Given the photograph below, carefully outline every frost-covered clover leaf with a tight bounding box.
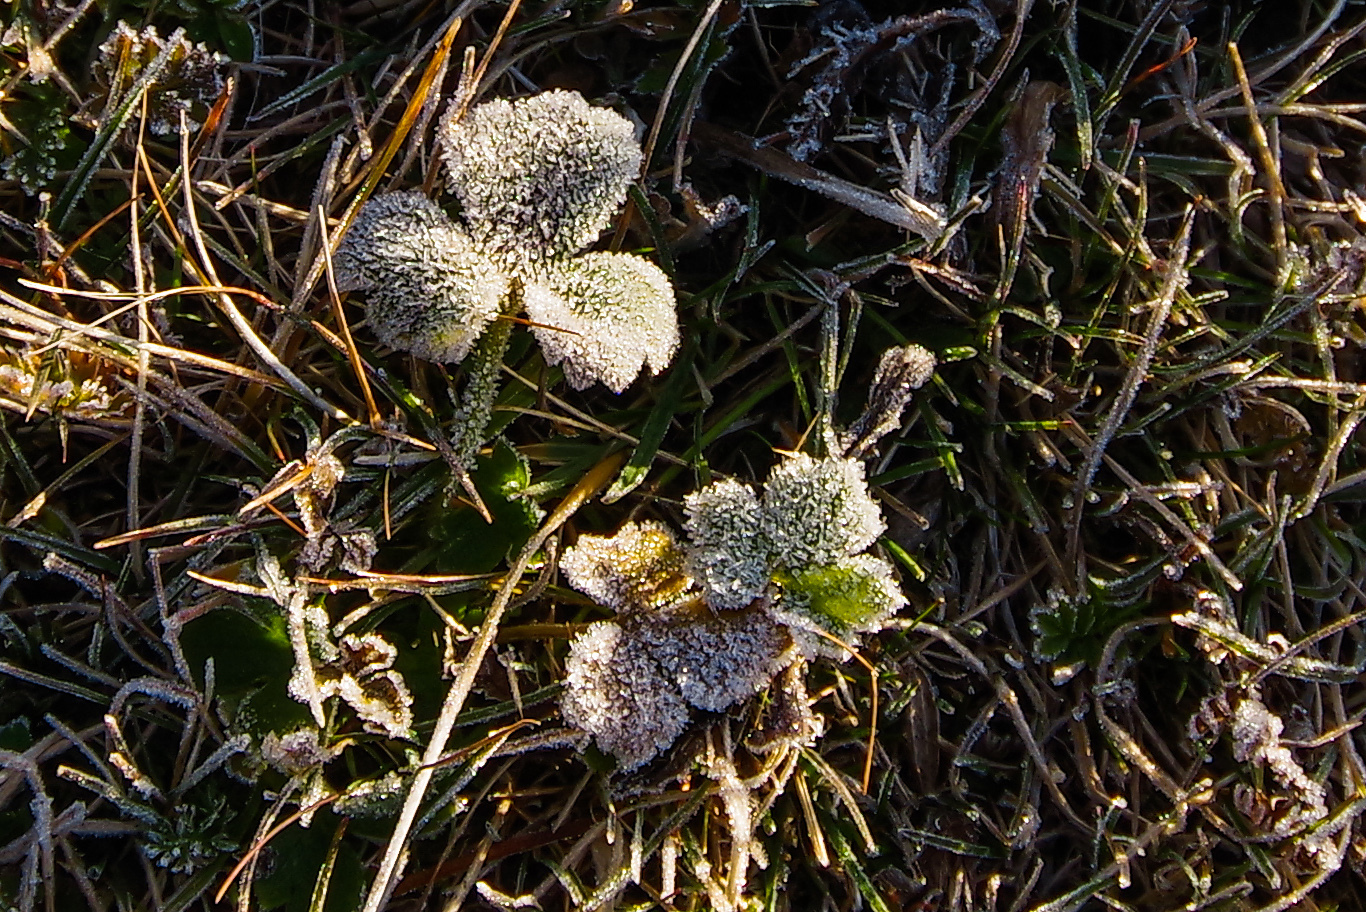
[336,89,678,394]
[682,479,769,611]
[761,453,885,569]
[521,252,679,393]
[438,89,641,267]
[769,553,905,647]
[682,453,904,645]
[558,520,693,614]
[334,191,508,363]
[561,620,690,769]
[558,522,798,769]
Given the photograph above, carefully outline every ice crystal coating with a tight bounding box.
[260,729,333,776]
[761,454,884,569]
[560,521,692,614]
[313,633,414,740]
[636,611,792,712]
[683,480,771,610]
[523,252,678,392]
[335,191,508,363]
[561,621,690,769]
[841,344,937,456]
[439,90,642,266]
[772,554,907,647]
[94,23,228,135]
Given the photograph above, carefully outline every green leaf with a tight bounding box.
[425,439,543,574]
[178,607,311,735]
[0,716,31,751]
[213,11,256,62]
[254,816,365,912]
[775,557,900,632]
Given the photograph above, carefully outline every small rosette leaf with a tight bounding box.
[560,521,693,615]
[523,251,679,392]
[682,479,772,610]
[335,191,508,363]
[439,90,642,266]
[771,554,906,651]
[762,454,885,569]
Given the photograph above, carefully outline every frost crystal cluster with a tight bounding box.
[560,453,909,769]
[336,90,678,393]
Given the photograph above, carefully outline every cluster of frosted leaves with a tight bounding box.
[94,22,227,135]
[522,252,679,392]
[562,610,793,769]
[682,454,901,641]
[560,457,905,767]
[439,89,642,266]
[337,91,679,392]
[334,192,507,363]
[559,521,692,613]
[682,480,770,610]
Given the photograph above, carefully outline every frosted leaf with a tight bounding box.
[770,554,906,653]
[261,729,333,776]
[560,521,692,614]
[334,191,509,363]
[1230,694,1328,843]
[682,480,771,610]
[561,621,689,769]
[762,454,885,569]
[317,668,414,740]
[314,633,415,740]
[93,22,228,136]
[636,610,791,712]
[439,90,642,266]
[335,633,398,679]
[841,344,937,456]
[334,771,408,819]
[523,252,678,392]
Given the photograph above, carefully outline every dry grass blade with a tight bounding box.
[360,450,625,912]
